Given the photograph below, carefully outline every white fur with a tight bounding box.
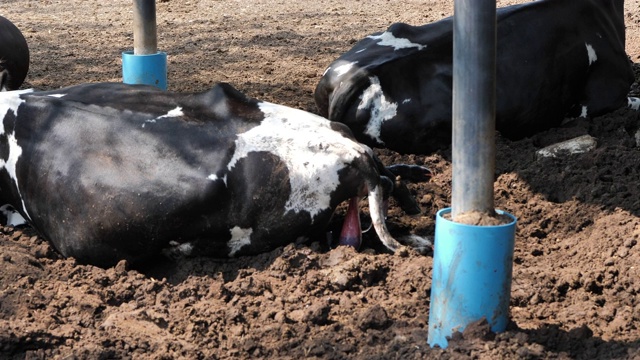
[0,89,32,136]
[580,105,588,118]
[0,204,27,226]
[227,102,367,220]
[207,173,228,186]
[228,226,253,256]
[368,31,426,51]
[0,133,31,221]
[585,43,597,65]
[333,61,358,77]
[143,106,184,128]
[158,106,184,118]
[358,76,398,145]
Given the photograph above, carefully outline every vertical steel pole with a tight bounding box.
[133,0,158,55]
[429,3,516,347]
[451,0,497,218]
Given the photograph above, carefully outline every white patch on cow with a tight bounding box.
[629,97,640,111]
[0,133,31,221]
[0,204,27,226]
[585,43,597,65]
[0,89,32,136]
[142,106,183,128]
[227,226,253,256]
[368,31,426,51]
[176,242,194,256]
[158,106,184,118]
[162,241,195,258]
[0,90,32,217]
[580,105,588,118]
[207,173,228,186]
[357,76,398,145]
[227,102,366,219]
[402,98,412,104]
[142,120,154,128]
[47,94,66,98]
[333,62,358,77]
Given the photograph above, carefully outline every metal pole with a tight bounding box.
[133,0,158,55]
[451,0,497,218]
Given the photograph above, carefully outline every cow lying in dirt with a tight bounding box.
[0,82,430,267]
[0,15,29,91]
[315,0,638,154]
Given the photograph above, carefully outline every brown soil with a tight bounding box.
[2,0,640,359]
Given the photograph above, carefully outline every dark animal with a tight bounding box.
[0,16,29,91]
[0,82,430,267]
[315,0,638,154]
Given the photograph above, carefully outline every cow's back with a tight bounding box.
[2,83,260,266]
[315,0,634,154]
[0,83,401,267]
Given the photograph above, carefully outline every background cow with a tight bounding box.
[0,82,430,267]
[0,16,29,91]
[315,0,636,154]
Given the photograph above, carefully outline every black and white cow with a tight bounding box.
[315,0,638,154]
[0,16,29,91]
[0,82,430,267]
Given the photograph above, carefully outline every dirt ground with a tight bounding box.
[2,0,640,358]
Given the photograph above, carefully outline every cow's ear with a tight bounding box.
[0,69,8,92]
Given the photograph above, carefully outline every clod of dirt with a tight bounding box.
[357,304,391,331]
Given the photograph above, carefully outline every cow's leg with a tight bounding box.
[386,164,432,183]
[374,156,431,215]
[385,164,432,216]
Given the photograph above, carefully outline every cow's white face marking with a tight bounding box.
[0,204,27,226]
[368,31,426,51]
[580,105,588,118]
[333,61,358,77]
[358,76,398,145]
[0,89,32,136]
[629,97,640,111]
[585,43,597,65]
[228,226,253,256]
[47,94,66,98]
[227,102,366,219]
